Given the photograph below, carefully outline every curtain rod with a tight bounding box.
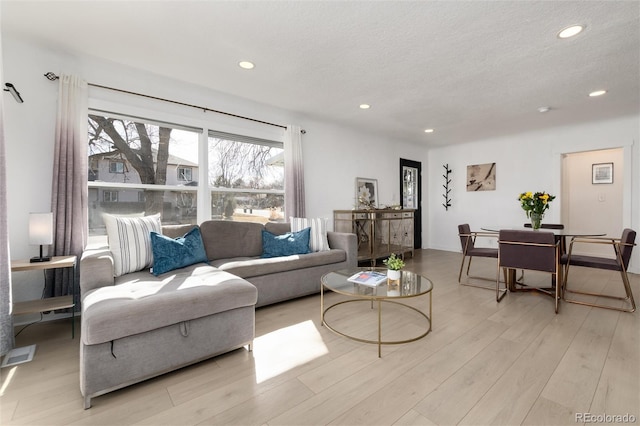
[43,72,300,132]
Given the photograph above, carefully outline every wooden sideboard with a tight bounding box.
[334,209,414,266]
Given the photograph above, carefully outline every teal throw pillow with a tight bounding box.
[261,227,311,258]
[150,226,208,276]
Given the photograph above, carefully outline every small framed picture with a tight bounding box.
[355,177,378,209]
[592,162,613,184]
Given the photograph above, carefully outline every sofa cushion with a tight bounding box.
[162,223,200,239]
[211,249,347,278]
[264,222,291,235]
[290,217,330,252]
[103,213,162,277]
[200,220,264,260]
[81,264,257,345]
[150,227,208,276]
[261,228,311,258]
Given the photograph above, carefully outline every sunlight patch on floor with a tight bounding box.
[253,320,328,383]
[0,366,17,396]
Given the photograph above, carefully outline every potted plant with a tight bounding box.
[383,253,405,280]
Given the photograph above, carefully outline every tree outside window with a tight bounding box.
[208,133,284,222]
[87,113,199,234]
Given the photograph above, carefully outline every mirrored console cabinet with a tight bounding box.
[333,209,414,266]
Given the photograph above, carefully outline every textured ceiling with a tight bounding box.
[2,1,639,146]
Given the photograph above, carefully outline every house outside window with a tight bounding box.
[87,112,199,235]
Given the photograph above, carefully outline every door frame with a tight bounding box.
[399,158,422,248]
[552,139,635,272]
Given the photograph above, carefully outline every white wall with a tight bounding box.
[2,36,427,309]
[428,115,639,273]
[300,117,426,224]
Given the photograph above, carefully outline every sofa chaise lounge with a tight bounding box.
[79,219,357,408]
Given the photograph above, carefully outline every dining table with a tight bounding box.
[480,226,607,292]
[481,226,606,252]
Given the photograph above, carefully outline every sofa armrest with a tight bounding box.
[327,231,357,268]
[80,248,115,300]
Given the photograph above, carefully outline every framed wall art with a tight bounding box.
[466,162,496,191]
[355,177,378,209]
[592,162,613,184]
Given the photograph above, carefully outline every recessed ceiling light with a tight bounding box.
[359,104,370,109]
[238,61,255,69]
[537,106,551,113]
[424,129,434,133]
[589,90,607,97]
[558,25,585,39]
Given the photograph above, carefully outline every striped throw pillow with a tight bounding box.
[104,213,162,277]
[290,217,329,252]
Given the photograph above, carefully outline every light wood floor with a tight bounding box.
[2,249,639,425]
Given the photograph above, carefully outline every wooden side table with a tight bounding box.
[11,255,78,338]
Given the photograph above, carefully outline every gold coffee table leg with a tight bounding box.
[322,299,431,358]
[378,299,382,358]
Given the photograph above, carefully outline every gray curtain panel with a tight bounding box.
[45,75,88,308]
[0,34,15,355]
[284,125,305,218]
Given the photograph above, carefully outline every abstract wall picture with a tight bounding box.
[466,162,496,191]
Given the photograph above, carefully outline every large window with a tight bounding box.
[208,131,284,223]
[87,112,199,235]
[87,112,285,234]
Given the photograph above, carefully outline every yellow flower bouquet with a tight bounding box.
[518,191,555,217]
[518,191,555,229]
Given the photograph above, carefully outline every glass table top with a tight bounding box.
[480,226,606,237]
[321,267,433,299]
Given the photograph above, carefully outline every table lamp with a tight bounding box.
[29,212,53,263]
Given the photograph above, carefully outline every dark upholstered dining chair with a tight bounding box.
[519,224,565,283]
[498,230,561,313]
[523,223,566,253]
[561,228,636,313]
[458,224,506,300]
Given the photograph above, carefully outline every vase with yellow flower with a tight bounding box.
[518,191,556,230]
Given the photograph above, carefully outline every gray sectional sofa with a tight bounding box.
[79,220,356,408]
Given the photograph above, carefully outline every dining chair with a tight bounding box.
[498,230,561,313]
[458,224,506,300]
[519,224,566,283]
[523,223,566,253]
[561,228,636,313]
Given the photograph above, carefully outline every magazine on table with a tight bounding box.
[347,270,388,286]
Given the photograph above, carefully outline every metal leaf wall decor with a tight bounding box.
[443,164,452,210]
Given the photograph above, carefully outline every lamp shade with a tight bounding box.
[29,212,53,246]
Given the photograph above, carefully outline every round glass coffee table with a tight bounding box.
[321,268,433,357]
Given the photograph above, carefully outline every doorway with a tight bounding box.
[561,148,623,256]
[399,158,422,248]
